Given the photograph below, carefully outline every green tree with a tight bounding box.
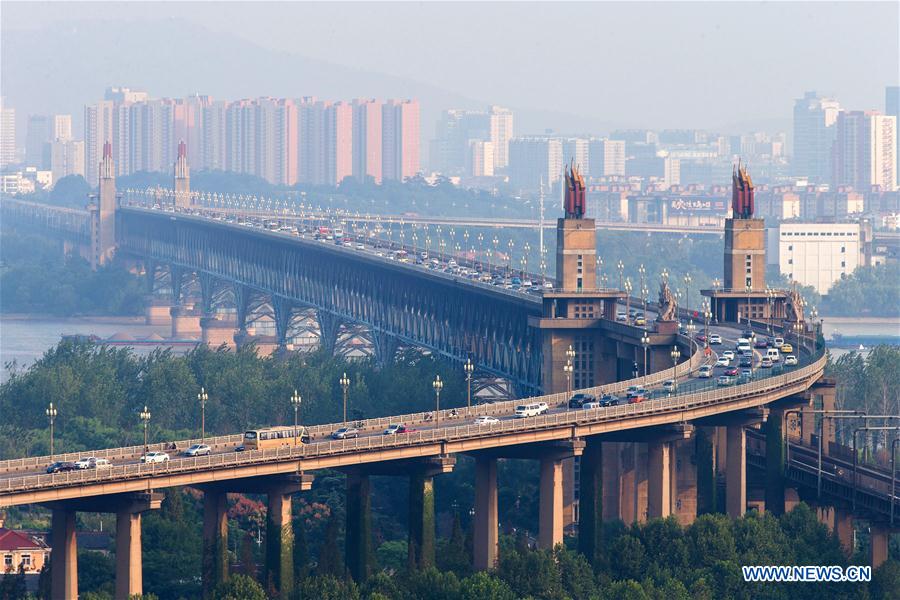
[498,547,565,600]
[459,571,515,600]
[213,574,267,600]
[295,575,360,600]
[604,579,650,600]
[610,534,646,581]
[870,560,900,600]
[317,512,343,577]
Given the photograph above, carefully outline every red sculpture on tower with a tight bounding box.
[732,160,755,219]
[564,161,586,219]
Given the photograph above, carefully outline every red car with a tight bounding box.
[724,367,739,376]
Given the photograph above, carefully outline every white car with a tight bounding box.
[716,356,730,367]
[662,380,676,393]
[722,350,735,360]
[141,451,170,464]
[383,424,403,435]
[709,334,722,345]
[474,415,500,425]
[717,375,734,386]
[697,365,713,378]
[784,355,799,366]
[514,402,549,418]
[75,457,110,469]
[581,401,602,410]
[183,444,211,457]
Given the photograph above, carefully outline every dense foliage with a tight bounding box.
[820,264,900,317]
[0,231,145,316]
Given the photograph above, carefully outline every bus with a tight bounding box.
[242,425,311,450]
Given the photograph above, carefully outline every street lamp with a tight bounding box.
[433,375,444,427]
[291,389,302,446]
[507,239,514,274]
[46,402,58,461]
[638,264,646,304]
[641,286,649,318]
[340,372,351,425]
[198,386,209,444]
[624,278,633,318]
[641,333,650,377]
[140,406,152,455]
[683,273,692,314]
[617,260,625,290]
[596,256,604,286]
[464,358,474,409]
[712,277,721,323]
[702,300,711,348]
[745,283,752,325]
[565,344,576,395]
[670,346,681,394]
[686,319,696,346]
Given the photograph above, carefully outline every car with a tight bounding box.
[474,415,500,425]
[141,451,170,464]
[183,444,211,457]
[741,368,753,378]
[46,461,77,474]
[616,312,628,322]
[662,380,676,393]
[234,445,246,452]
[568,393,596,409]
[780,343,794,354]
[760,357,773,368]
[384,423,404,435]
[742,329,755,339]
[634,316,647,326]
[722,350,735,360]
[754,338,769,349]
[696,333,707,343]
[739,357,753,368]
[773,337,785,347]
[582,401,602,409]
[697,365,713,378]
[515,402,549,417]
[737,343,752,354]
[784,355,798,366]
[715,356,730,367]
[724,367,739,376]
[74,457,110,469]
[599,394,621,407]
[709,333,722,345]
[717,375,734,386]
[355,243,365,250]
[331,427,360,440]
[91,458,111,469]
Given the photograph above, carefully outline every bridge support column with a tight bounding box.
[115,511,143,600]
[765,407,786,515]
[50,508,77,600]
[171,304,202,339]
[473,456,499,570]
[200,315,238,349]
[696,427,717,515]
[346,471,372,581]
[408,472,436,569]
[539,457,564,549]
[726,425,747,518]
[265,488,294,598]
[834,509,854,556]
[373,331,400,368]
[601,442,621,522]
[317,310,343,355]
[578,437,603,566]
[202,490,229,599]
[869,525,891,569]
[647,441,672,519]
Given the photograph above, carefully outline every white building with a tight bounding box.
[771,222,863,294]
[588,138,625,177]
[468,140,494,177]
[0,98,15,169]
[832,111,897,191]
[488,105,513,170]
[50,139,85,183]
[53,114,73,142]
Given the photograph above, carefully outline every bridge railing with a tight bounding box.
[0,352,826,497]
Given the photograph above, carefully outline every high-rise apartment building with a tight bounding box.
[468,140,494,177]
[488,105,513,170]
[793,91,841,183]
[49,140,85,183]
[352,99,382,183]
[887,86,900,182]
[299,99,329,185]
[325,101,353,185]
[25,115,51,168]
[508,137,563,192]
[832,111,897,191]
[53,115,72,142]
[200,99,227,172]
[382,99,420,181]
[1,98,17,169]
[84,100,114,185]
[588,138,626,178]
[561,138,589,176]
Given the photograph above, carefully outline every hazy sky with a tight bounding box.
[3,1,899,132]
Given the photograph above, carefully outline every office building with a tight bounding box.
[431,105,512,175]
[793,91,841,184]
[25,115,51,167]
[832,111,897,191]
[772,222,863,294]
[488,105,513,169]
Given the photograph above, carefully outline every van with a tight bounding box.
[766,348,780,362]
[515,402,549,418]
[773,337,785,347]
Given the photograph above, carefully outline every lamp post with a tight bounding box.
[686,319,696,346]
[433,375,443,427]
[638,264,646,304]
[340,372,350,425]
[617,260,625,290]
[507,239,514,274]
[642,286,649,318]
[670,346,681,394]
[745,283,752,325]
[641,333,650,377]
[291,389,302,446]
[464,358,474,409]
[624,278,633,319]
[596,256,603,286]
[198,386,208,445]
[140,406,152,455]
[710,277,721,323]
[683,273,692,314]
[565,344,576,395]
[703,300,711,348]
[46,402,58,461]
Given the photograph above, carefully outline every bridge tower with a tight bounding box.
[530,163,625,393]
[88,140,117,269]
[174,140,191,210]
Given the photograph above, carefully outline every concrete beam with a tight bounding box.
[467,438,585,460]
[343,455,456,478]
[473,455,499,571]
[693,407,769,428]
[601,422,694,444]
[43,491,163,514]
[199,473,313,495]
